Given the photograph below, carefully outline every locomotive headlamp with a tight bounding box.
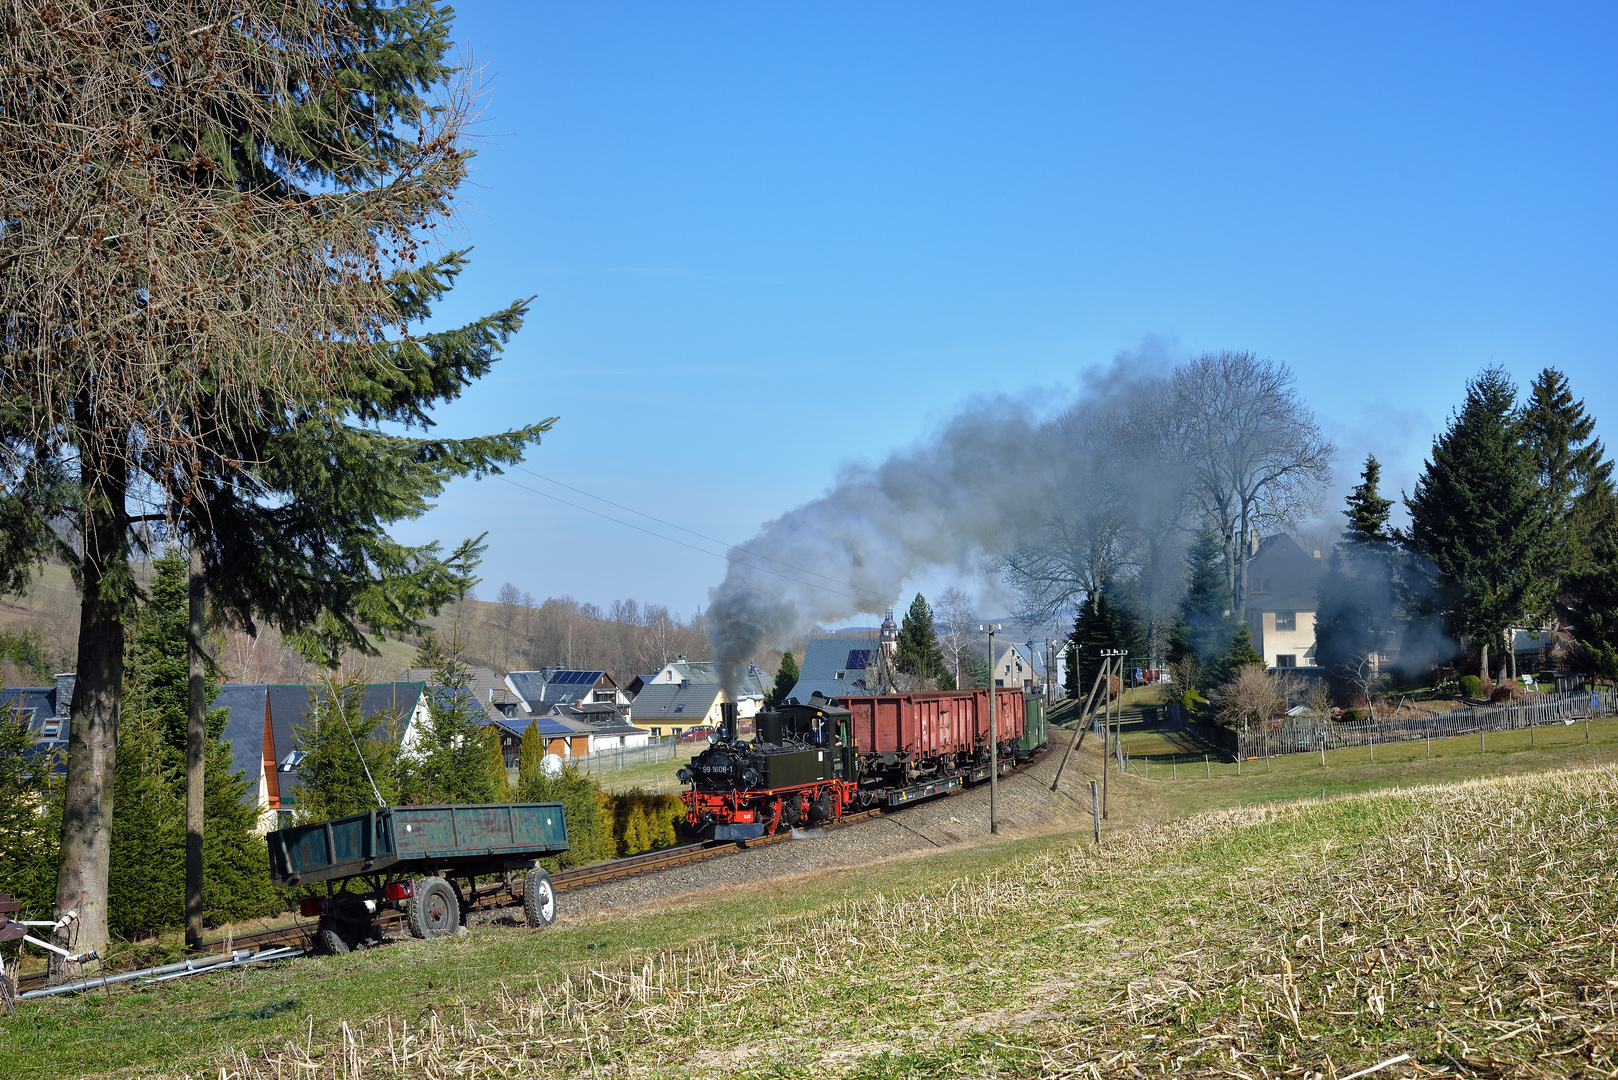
[676,768,692,783]
[742,768,761,788]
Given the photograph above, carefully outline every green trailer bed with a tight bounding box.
[264,803,569,952]
[267,803,568,887]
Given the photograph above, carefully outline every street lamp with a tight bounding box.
[978,622,1003,834]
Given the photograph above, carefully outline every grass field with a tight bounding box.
[8,715,1618,1077]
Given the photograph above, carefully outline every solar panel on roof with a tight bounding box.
[845,649,871,670]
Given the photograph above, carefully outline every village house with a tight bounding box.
[992,640,1066,696]
[624,679,726,739]
[786,613,901,701]
[215,680,429,832]
[505,668,631,715]
[0,672,75,758]
[1244,533,1327,670]
[627,658,770,719]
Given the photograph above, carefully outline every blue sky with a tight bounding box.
[396,2,1618,618]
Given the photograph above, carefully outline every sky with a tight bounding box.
[392,1,1618,620]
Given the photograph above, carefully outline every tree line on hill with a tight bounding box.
[1065,365,1617,721]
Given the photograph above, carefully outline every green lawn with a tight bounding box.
[573,742,701,793]
[10,711,1618,1077]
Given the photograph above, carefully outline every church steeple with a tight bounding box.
[879,608,898,659]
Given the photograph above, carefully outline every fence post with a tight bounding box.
[1426,735,1430,758]
[1205,754,1210,779]
[1320,733,1326,768]
[1090,779,1101,845]
[1369,737,1374,764]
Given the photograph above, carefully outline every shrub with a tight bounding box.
[1341,708,1363,723]
[1490,683,1515,704]
[1459,675,1483,700]
[519,764,612,869]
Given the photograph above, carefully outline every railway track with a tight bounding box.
[12,752,1042,999]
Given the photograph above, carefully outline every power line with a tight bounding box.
[510,463,895,604]
[492,474,896,607]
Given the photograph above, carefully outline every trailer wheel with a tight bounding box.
[523,869,556,928]
[313,925,350,956]
[406,876,460,939]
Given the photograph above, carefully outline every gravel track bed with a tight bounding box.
[465,731,1092,927]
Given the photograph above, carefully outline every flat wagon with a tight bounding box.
[266,802,568,954]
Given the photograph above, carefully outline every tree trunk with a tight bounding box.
[51,438,128,979]
[185,540,205,949]
[1235,510,1250,619]
[1479,642,1489,683]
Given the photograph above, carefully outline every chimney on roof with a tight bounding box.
[54,673,74,719]
[540,665,554,682]
[678,654,686,663]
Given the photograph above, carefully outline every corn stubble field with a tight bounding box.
[189,767,1618,1080]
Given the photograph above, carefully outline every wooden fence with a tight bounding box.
[1200,688,1618,761]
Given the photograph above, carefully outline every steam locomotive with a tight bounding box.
[679,689,1047,840]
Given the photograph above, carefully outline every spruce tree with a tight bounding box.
[961,646,991,689]
[1166,529,1235,687]
[0,2,553,960]
[1523,368,1615,597]
[1316,456,1401,695]
[768,651,800,708]
[410,647,504,806]
[1567,486,1618,678]
[895,594,955,688]
[1405,368,1553,677]
[106,553,278,938]
[0,708,62,917]
[517,720,549,792]
[292,674,401,823]
[1071,593,1123,695]
[1211,624,1266,687]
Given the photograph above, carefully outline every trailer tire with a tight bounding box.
[407,877,460,939]
[313,926,350,956]
[523,869,556,928]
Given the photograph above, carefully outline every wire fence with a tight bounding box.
[571,736,691,776]
[1191,688,1618,761]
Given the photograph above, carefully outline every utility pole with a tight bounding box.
[185,540,205,950]
[1101,648,1125,819]
[979,623,1003,834]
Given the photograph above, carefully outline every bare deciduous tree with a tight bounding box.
[932,587,977,688]
[1167,351,1335,617]
[1218,665,1283,733]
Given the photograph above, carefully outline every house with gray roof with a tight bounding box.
[0,672,74,761]
[625,680,725,738]
[787,635,888,703]
[213,680,428,831]
[1244,533,1328,669]
[504,669,628,715]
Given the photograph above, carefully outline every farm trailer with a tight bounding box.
[266,802,568,954]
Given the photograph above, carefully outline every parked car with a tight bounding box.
[678,726,715,742]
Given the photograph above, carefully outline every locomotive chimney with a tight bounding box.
[720,700,738,742]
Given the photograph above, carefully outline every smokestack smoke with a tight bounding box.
[708,397,1058,695]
